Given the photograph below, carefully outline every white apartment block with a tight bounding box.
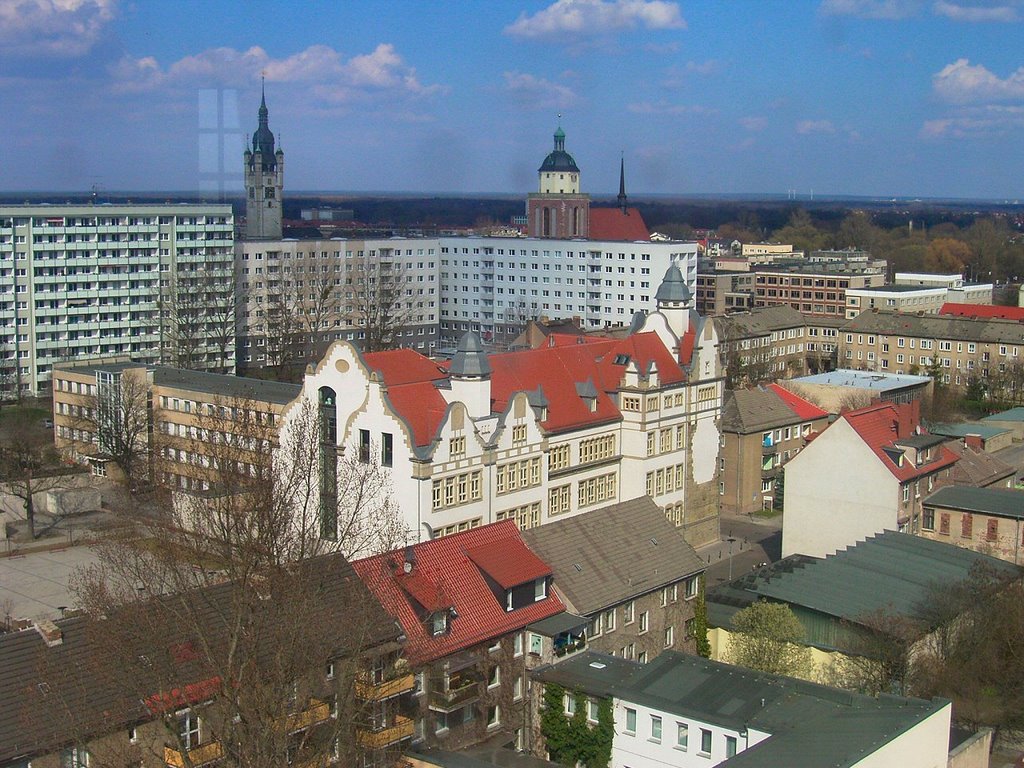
[235,238,441,368]
[235,235,698,361]
[437,237,698,348]
[533,651,952,768]
[0,205,235,395]
[845,272,993,319]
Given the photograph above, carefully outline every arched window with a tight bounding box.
[318,387,338,540]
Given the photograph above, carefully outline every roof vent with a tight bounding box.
[573,563,583,572]
[34,619,62,647]
[589,662,607,670]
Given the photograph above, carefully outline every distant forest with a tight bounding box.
[8,191,1024,285]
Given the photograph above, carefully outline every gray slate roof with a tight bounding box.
[520,497,705,615]
[152,366,301,405]
[844,310,1024,345]
[55,361,301,405]
[533,650,948,768]
[722,386,817,434]
[714,305,806,340]
[708,530,1019,630]
[924,485,1024,520]
[944,441,1015,487]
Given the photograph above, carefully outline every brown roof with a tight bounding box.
[0,552,399,764]
[945,440,1016,488]
[520,497,705,615]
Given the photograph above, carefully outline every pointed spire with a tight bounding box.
[618,153,628,214]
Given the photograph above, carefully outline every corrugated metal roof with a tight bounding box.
[924,485,1024,520]
[711,531,1019,628]
[532,650,948,768]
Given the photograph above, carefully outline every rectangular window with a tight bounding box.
[548,443,571,472]
[676,723,689,749]
[639,611,649,633]
[381,432,393,467]
[650,715,662,742]
[987,518,998,542]
[625,707,637,734]
[922,508,935,531]
[358,429,370,463]
[449,435,466,457]
[962,513,973,539]
[579,434,615,463]
[178,710,200,750]
[623,600,635,624]
[665,626,674,647]
[726,735,737,758]
[700,729,712,755]
[588,700,600,723]
[512,424,528,446]
[940,513,950,535]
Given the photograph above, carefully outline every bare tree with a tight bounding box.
[347,249,413,353]
[822,608,923,695]
[199,270,238,376]
[162,275,207,371]
[35,396,410,768]
[0,412,72,539]
[71,367,152,490]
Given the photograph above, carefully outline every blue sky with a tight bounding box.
[3,0,1024,198]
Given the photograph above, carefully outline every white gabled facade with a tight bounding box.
[280,267,723,550]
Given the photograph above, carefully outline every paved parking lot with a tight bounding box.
[0,546,100,622]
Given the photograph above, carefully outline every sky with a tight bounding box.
[3,0,1024,199]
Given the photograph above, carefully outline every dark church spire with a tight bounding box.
[617,154,628,214]
[251,77,276,170]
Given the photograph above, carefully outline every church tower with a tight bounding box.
[243,82,284,240]
[526,124,590,238]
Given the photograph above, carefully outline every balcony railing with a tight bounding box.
[428,679,480,711]
[356,672,415,701]
[164,741,223,768]
[279,699,331,732]
[356,715,415,749]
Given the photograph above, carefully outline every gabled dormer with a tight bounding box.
[466,539,552,613]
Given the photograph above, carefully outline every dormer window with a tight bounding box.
[430,611,449,637]
[535,577,548,601]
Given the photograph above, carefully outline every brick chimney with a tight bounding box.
[34,619,63,647]
[965,434,984,451]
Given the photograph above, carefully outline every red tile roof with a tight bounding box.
[940,303,1024,321]
[363,331,694,445]
[352,521,565,665]
[842,402,958,482]
[589,207,650,241]
[767,384,829,421]
[363,350,451,447]
[466,539,552,589]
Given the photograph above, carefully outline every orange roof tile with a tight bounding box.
[767,383,829,421]
[940,303,1024,321]
[352,521,564,666]
[842,402,958,482]
[589,207,650,241]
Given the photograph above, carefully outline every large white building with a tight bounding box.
[235,235,698,366]
[278,264,723,550]
[0,204,235,396]
[533,651,952,768]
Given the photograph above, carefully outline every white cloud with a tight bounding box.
[111,43,442,103]
[796,119,836,134]
[505,0,685,39]
[739,116,767,131]
[627,100,715,115]
[933,58,1024,103]
[933,1,1021,22]
[0,0,117,56]
[502,71,580,110]
[922,104,1024,137]
[819,0,923,18]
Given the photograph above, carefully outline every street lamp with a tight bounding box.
[727,536,737,581]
